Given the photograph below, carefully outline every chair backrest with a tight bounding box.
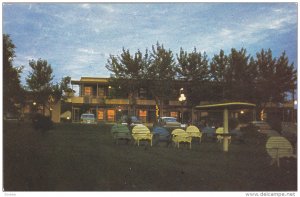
[216,127,224,134]
[186,125,200,134]
[171,128,186,136]
[132,125,150,134]
[111,124,130,134]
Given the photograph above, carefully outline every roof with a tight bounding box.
[71,77,109,85]
[195,102,256,110]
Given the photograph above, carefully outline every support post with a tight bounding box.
[223,108,229,152]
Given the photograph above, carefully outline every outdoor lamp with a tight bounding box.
[179,93,186,102]
[33,102,36,106]
[179,93,186,124]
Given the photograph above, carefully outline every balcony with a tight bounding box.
[169,100,182,106]
[71,97,84,104]
[105,99,129,105]
[136,99,156,105]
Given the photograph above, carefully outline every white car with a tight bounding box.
[154,117,184,129]
[80,113,96,124]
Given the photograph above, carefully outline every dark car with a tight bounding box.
[121,115,143,126]
[152,126,171,145]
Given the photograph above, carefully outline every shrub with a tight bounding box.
[32,114,54,131]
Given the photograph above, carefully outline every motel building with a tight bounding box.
[65,77,249,124]
[67,77,192,124]
[52,77,295,125]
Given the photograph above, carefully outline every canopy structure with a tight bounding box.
[195,102,256,152]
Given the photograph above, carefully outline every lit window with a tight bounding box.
[107,109,115,121]
[170,112,178,118]
[84,87,92,96]
[97,110,104,120]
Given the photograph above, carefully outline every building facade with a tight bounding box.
[64,77,296,125]
[67,77,190,123]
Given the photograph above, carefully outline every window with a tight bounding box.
[107,109,115,121]
[84,86,92,96]
[98,87,105,97]
[170,112,178,118]
[97,110,104,120]
[139,110,147,122]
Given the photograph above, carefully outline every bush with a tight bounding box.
[32,114,54,131]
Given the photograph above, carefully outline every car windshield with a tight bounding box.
[131,116,138,121]
[82,114,94,119]
[163,118,177,122]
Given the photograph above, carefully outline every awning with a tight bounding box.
[195,102,256,110]
[195,102,256,152]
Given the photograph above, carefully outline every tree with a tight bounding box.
[26,59,54,115]
[210,49,230,100]
[176,47,210,106]
[144,42,176,117]
[254,49,297,111]
[3,34,23,114]
[106,48,149,115]
[227,48,255,101]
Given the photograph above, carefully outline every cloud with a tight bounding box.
[4,3,297,85]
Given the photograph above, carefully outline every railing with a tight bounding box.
[105,99,129,105]
[71,97,84,104]
[169,100,182,106]
[136,99,156,105]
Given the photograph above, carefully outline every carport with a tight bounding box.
[195,102,256,152]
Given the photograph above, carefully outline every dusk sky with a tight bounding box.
[3,3,298,87]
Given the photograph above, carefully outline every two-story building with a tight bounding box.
[67,77,189,123]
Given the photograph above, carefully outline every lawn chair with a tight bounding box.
[111,124,131,144]
[131,125,153,146]
[215,127,231,143]
[171,129,192,149]
[266,136,296,167]
[186,125,202,143]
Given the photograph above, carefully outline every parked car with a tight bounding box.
[80,113,96,124]
[152,126,171,146]
[248,121,279,136]
[121,115,143,126]
[4,112,20,121]
[154,117,183,130]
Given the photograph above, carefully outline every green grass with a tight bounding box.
[3,121,297,191]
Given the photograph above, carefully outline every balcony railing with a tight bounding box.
[105,99,129,105]
[169,100,182,106]
[136,99,156,105]
[68,97,185,106]
[71,97,84,104]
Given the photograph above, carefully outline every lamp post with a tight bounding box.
[178,92,186,124]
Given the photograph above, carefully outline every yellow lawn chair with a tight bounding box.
[171,129,192,149]
[132,125,153,146]
[111,124,131,144]
[215,127,231,143]
[186,125,202,143]
[266,136,296,167]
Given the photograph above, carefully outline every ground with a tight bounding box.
[3,122,297,191]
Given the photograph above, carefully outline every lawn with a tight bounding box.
[3,121,297,191]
